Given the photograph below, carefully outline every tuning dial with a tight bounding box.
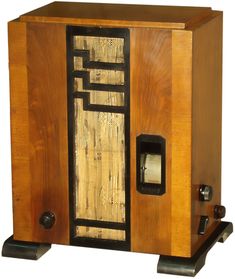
[214,205,226,220]
[199,185,213,201]
[39,211,55,229]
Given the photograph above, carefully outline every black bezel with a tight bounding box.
[136,134,166,196]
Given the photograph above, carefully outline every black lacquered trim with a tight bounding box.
[73,49,125,70]
[66,26,130,251]
[73,92,125,113]
[74,219,126,230]
[72,70,125,92]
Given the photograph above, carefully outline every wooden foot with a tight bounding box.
[2,235,51,260]
[157,221,233,277]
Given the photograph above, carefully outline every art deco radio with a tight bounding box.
[2,2,233,276]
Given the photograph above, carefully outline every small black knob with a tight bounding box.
[39,211,55,229]
[214,205,226,220]
[199,185,213,201]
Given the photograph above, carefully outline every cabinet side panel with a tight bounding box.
[27,23,69,244]
[8,21,32,241]
[171,30,192,257]
[191,13,223,254]
[130,28,172,255]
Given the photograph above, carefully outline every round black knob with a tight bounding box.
[199,185,213,201]
[39,211,55,229]
[214,205,226,220]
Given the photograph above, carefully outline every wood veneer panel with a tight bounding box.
[74,99,126,224]
[8,21,32,241]
[171,30,193,257]
[72,32,126,238]
[76,226,125,241]
[191,13,223,254]
[130,28,172,255]
[20,2,212,29]
[27,23,69,244]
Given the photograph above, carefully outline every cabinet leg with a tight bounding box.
[2,235,51,260]
[157,221,233,277]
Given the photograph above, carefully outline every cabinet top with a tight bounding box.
[19,1,219,29]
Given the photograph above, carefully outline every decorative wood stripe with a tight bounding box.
[74,77,124,107]
[74,36,124,63]
[76,226,126,241]
[72,71,124,92]
[74,56,124,85]
[8,21,32,241]
[171,30,192,257]
[73,50,125,70]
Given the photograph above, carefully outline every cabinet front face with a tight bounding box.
[67,27,130,250]
[10,21,192,256]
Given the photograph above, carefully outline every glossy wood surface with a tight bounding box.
[8,21,32,241]
[191,13,223,254]
[9,22,69,244]
[26,23,69,244]
[130,28,172,255]
[171,30,193,257]
[8,5,223,257]
[19,2,212,29]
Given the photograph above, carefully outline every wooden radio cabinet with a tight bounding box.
[2,2,233,276]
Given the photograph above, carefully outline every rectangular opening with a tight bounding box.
[137,134,166,195]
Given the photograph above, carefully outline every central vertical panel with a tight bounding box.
[67,27,130,250]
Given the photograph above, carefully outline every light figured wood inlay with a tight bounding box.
[74,36,124,63]
[74,78,124,106]
[74,99,126,223]
[76,226,126,241]
[74,56,124,85]
[73,35,125,107]
[72,32,127,241]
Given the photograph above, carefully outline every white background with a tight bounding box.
[0,0,234,278]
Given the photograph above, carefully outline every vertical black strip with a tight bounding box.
[66,26,130,251]
[124,31,131,248]
[66,27,76,242]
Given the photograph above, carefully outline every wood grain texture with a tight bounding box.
[74,36,124,63]
[8,21,32,241]
[74,78,124,106]
[73,51,124,106]
[72,33,126,236]
[74,99,125,224]
[130,28,172,255]
[191,13,223,254]
[27,23,69,244]
[76,226,125,241]
[19,2,212,29]
[74,57,124,85]
[171,30,193,257]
